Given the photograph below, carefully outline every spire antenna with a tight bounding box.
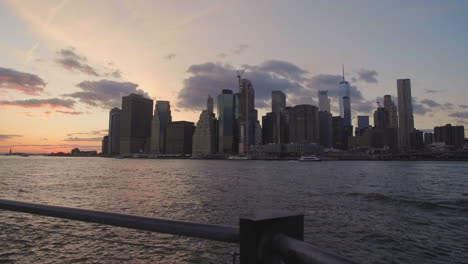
[342,64,345,82]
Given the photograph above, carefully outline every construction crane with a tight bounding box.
[236,67,246,90]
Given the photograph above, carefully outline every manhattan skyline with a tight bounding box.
[1,0,468,153]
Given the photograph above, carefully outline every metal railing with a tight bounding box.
[0,199,355,264]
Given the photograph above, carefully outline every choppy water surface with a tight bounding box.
[0,156,467,263]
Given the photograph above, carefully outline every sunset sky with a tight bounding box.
[1,0,468,153]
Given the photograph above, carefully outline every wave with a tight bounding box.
[347,192,468,212]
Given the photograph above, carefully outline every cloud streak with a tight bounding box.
[55,48,99,76]
[448,112,468,119]
[67,129,107,137]
[63,137,102,141]
[0,135,23,141]
[0,67,46,95]
[0,98,75,109]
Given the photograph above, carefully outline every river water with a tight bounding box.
[0,156,467,263]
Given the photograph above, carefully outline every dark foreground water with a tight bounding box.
[0,156,467,263]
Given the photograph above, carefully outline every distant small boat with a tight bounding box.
[298,155,321,162]
[227,155,248,160]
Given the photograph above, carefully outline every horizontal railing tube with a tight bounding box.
[273,234,356,264]
[0,199,239,243]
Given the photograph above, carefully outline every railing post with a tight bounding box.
[239,211,304,264]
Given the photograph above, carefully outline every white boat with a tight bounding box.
[227,155,248,160]
[298,155,321,162]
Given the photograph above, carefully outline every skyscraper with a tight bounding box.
[192,95,218,155]
[238,78,256,154]
[319,111,333,147]
[339,66,351,118]
[271,91,287,144]
[102,136,109,156]
[318,90,330,112]
[357,116,370,129]
[397,79,415,151]
[165,121,195,154]
[151,101,172,154]
[383,95,398,128]
[332,116,346,150]
[272,90,286,113]
[120,94,153,154]
[374,106,386,129]
[434,124,465,149]
[288,105,319,144]
[343,96,352,132]
[217,89,235,154]
[108,108,121,155]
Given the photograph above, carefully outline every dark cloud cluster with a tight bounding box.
[448,112,468,119]
[412,101,432,115]
[0,98,75,109]
[354,69,378,83]
[0,135,23,141]
[177,60,376,115]
[56,49,99,76]
[177,61,309,110]
[419,99,454,110]
[250,60,308,82]
[64,80,149,109]
[0,67,46,95]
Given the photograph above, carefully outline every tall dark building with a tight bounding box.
[101,136,109,155]
[343,96,352,136]
[374,107,387,129]
[238,79,257,153]
[318,90,330,112]
[193,95,218,155]
[288,105,319,144]
[383,95,398,128]
[410,130,425,150]
[397,79,415,151]
[332,116,346,150]
[265,91,288,144]
[373,105,398,151]
[165,121,195,154]
[218,89,235,153]
[319,111,333,147]
[151,101,172,154]
[120,94,153,154]
[108,108,121,155]
[272,90,286,113]
[357,116,370,129]
[424,132,434,145]
[434,124,465,149]
[356,115,370,136]
[262,112,275,144]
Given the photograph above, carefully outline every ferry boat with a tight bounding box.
[298,155,321,162]
[227,155,248,160]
